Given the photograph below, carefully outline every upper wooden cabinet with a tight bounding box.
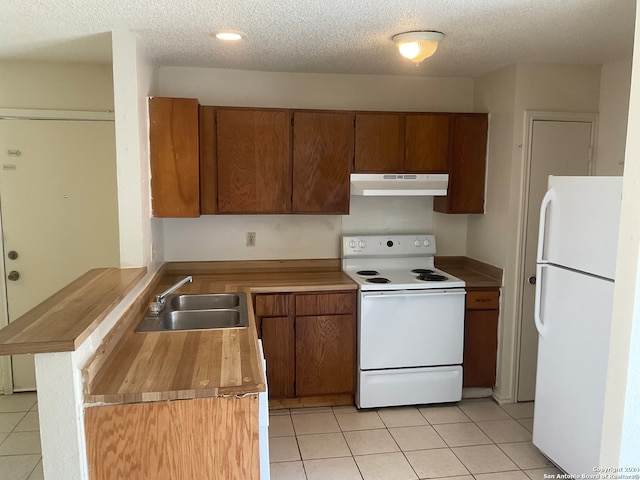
[149,97,200,217]
[149,98,488,216]
[292,112,353,214]
[434,114,489,214]
[405,114,451,173]
[215,109,292,213]
[354,113,404,172]
[354,113,450,173]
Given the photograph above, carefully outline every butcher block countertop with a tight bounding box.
[435,256,503,289]
[0,268,146,355]
[85,260,357,405]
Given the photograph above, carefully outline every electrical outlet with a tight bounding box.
[246,232,256,247]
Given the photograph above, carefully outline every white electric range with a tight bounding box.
[342,234,466,408]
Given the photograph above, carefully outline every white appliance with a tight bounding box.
[342,234,466,408]
[533,176,623,474]
[257,340,270,480]
[350,173,449,196]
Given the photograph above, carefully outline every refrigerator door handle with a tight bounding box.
[534,263,549,338]
[537,188,555,263]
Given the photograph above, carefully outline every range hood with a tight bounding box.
[350,173,449,196]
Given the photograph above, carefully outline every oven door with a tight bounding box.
[359,288,465,370]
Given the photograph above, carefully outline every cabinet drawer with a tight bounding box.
[255,294,291,316]
[466,290,499,310]
[295,292,356,316]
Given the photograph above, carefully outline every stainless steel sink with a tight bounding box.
[168,293,241,310]
[159,309,245,330]
[136,292,248,333]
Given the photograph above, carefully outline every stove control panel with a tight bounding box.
[342,234,436,257]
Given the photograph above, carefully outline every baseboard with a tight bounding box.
[462,387,493,399]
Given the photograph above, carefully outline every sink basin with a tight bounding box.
[168,293,240,310]
[159,309,246,330]
[135,292,248,333]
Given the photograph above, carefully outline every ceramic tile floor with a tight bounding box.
[0,393,42,480]
[269,398,561,480]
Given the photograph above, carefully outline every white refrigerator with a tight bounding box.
[533,176,623,474]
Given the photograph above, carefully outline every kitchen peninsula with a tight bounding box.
[0,257,499,479]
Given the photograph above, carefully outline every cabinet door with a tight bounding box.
[217,109,291,213]
[149,97,200,217]
[292,112,353,214]
[354,113,404,172]
[404,114,450,173]
[295,314,355,396]
[463,309,498,388]
[434,114,488,214]
[199,105,217,214]
[261,316,295,399]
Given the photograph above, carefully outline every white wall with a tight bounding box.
[159,67,474,261]
[601,3,640,464]
[0,61,113,110]
[470,63,602,402]
[159,67,474,112]
[469,65,517,268]
[112,31,161,268]
[596,60,633,175]
[164,197,467,261]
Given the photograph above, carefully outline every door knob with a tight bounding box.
[8,250,18,260]
[7,271,19,281]
[528,276,536,285]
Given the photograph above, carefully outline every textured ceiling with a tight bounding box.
[0,0,635,77]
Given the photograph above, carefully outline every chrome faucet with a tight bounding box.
[149,275,192,314]
[155,275,193,304]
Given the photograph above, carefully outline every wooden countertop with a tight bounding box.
[435,256,503,288]
[86,262,356,405]
[0,268,146,355]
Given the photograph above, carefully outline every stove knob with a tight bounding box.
[423,239,430,247]
[386,240,393,247]
[348,240,356,249]
[358,240,366,248]
[414,240,421,247]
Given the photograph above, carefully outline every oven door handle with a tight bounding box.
[361,289,466,298]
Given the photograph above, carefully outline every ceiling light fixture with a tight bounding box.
[392,31,444,65]
[214,31,244,41]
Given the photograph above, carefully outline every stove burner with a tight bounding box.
[357,270,380,276]
[417,273,448,282]
[367,277,391,284]
[411,268,435,275]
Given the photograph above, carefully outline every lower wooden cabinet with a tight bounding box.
[261,315,295,399]
[85,396,259,480]
[463,288,500,388]
[296,314,355,396]
[255,290,356,400]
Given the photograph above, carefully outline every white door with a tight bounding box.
[517,119,593,402]
[0,119,120,392]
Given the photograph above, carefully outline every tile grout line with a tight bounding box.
[0,393,42,480]
[271,400,538,479]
